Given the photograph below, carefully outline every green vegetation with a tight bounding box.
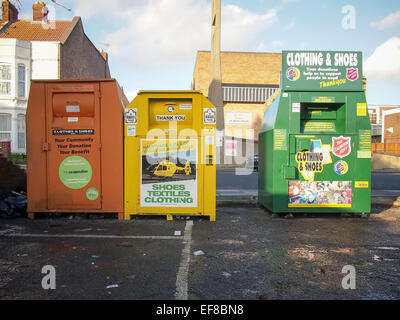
[9,153,27,165]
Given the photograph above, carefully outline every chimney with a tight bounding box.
[2,0,18,21]
[32,1,48,22]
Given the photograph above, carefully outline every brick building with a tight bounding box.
[381,108,400,144]
[368,105,400,143]
[0,0,113,153]
[192,51,281,143]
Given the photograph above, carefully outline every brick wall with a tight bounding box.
[60,19,111,79]
[379,106,398,124]
[384,112,400,143]
[193,51,282,96]
[193,51,282,142]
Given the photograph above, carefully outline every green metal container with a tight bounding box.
[259,51,371,213]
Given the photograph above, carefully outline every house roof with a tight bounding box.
[193,51,282,96]
[0,20,9,30]
[0,19,74,42]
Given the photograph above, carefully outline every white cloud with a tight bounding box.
[104,0,278,67]
[371,11,400,30]
[104,0,209,67]
[364,37,400,83]
[221,5,278,51]
[70,0,145,19]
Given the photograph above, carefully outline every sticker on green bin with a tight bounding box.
[303,122,336,132]
[358,129,371,158]
[282,51,363,92]
[295,139,332,182]
[86,188,99,200]
[59,156,92,189]
[289,181,352,208]
[274,129,287,150]
[311,96,335,103]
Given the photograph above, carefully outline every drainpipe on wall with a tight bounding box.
[0,141,11,159]
[58,42,61,79]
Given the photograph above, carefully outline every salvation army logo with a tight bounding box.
[334,160,349,176]
[286,67,300,81]
[346,68,359,81]
[332,136,351,158]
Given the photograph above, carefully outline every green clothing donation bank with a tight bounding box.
[258,51,371,213]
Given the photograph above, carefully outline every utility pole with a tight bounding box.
[208,0,224,165]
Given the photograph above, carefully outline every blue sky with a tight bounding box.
[18,0,400,105]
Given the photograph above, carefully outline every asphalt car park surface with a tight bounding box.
[189,206,400,300]
[1,206,399,300]
[0,218,186,300]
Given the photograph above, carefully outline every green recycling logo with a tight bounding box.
[86,187,99,200]
[58,156,92,189]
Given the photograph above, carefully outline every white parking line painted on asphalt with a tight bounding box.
[0,234,183,240]
[175,220,194,300]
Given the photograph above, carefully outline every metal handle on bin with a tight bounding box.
[42,142,50,152]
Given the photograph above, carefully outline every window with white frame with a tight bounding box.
[0,113,11,142]
[0,64,11,95]
[17,114,25,149]
[18,64,26,98]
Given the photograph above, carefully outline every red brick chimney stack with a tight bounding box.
[32,1,48,22]
[1,0,19,21]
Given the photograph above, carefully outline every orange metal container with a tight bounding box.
[26,79,125,219]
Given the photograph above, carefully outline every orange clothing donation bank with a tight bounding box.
[26,79,125,219]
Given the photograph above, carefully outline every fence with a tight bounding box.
[372,143,400,155]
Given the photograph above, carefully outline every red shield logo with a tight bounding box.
[346,68,359,81]
[332,136,351,158]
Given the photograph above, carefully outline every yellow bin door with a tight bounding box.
[124,91,216,221]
